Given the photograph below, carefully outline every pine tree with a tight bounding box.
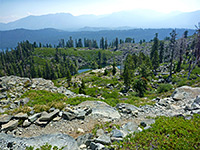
[79,79,86,94]
[100,37,105,50]
[105,39,108,49]
[152,50,159,71]
[98,51,102,68]
[66,68,72,87]
[159,41,164,63]
[77,39,83,47]
[115,37,119,50]
[112,58,116,75]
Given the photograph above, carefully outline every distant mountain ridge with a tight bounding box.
[0,10,200,30]
[0,28,195,49]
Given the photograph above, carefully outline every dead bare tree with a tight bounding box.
[187,23,200,79]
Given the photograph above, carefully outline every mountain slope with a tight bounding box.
[0,10,199,30]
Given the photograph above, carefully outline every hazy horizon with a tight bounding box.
[0,0,200,23]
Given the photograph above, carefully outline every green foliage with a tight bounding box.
[114,114,200,149]
[79,79,86,94]
[157,83,173,93]
[112,59,116,76]
[18,90,66,113]
[92,122,120,136]
[123,53,152,89]
[26,143,65,150]
[21,90,66,106]
[133,77,147,97]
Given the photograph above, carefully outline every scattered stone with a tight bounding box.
[28,113,41,123]
[20,98,30,105]
[95,134,111,145]
[77,128,85,133]
[90,142,105,150]
[39,109,59,121]
[76,133,93,146]
[121,122,138,135]
[0,114,12,125]
[14,112,28,120]
[111,129,125,138]
[53,116,61,121]
[144,126,152,130]
[79,144,87,149]
[62,111,77,120]
[140,122,147,127]
[1,120,19,132]
[76,110,86,120]
[96,129,104,137]
[22,119,31,127]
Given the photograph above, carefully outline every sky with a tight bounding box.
[0,0,200,23]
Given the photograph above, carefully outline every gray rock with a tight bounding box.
[20,98,30,105]
[92,106,120,119]
[90,142,105,150]
[76,133,93,146]
[116,103,139,112]
[172,86,200,101]
[194,95,200,104]
[35,119,49,126]
[143,119,155,125]
[0,93,7,99]
[111,129,125,138]
[39,109,59,121]
[144,126,152,130]
[49,107,56,112]
[96,129,104,137]
[9,103,17,109]
[111,137,123,142]
[0,114,12,125]
[76,110,86,120]
[0,133,79,150]
[77,101,110,108]
[121,122,138,135]
[95,134,111,145]
[28,113,41,123]
[140,122,147,127]
[1,120,18,132]
[62,111,77,120]
[0,99,10,105]
[23,119,31,127]
[14,112,28,120]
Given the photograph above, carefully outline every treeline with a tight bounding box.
[33,37,136,50]
[0,41,77,80]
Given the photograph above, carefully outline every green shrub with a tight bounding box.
[26,143,65,150]
[133,77,147,97]
[157,84,173,93]
[114,114,200,149]
[21,90,66,106]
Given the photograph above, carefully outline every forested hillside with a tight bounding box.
[0,28,195,49]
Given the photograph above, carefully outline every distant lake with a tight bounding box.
[78,66,121,74]
[78,68,91,74]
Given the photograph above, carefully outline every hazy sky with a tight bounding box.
[0,0,200,23]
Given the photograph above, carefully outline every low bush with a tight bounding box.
[157,83,173,93]
[21,90,66,106]
[113,114,200,149]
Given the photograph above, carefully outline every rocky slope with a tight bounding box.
[0,76,200,150]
